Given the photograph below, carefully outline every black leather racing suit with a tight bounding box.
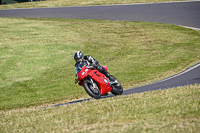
[75,55,111,78]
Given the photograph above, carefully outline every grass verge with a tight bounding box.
[1,84,200,132]
[0,17,200,110]
[0,0,196,9]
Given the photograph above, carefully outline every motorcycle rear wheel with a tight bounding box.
[83,79,101,99]
[110,76,123,95]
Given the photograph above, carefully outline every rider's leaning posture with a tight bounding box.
[74,51,115,82]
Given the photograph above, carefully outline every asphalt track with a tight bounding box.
[0,1,200,29]
[0,1,200,108]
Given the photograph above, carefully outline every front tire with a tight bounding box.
[83,79,101,99]
[110,76,123,95]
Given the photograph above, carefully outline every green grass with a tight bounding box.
[0,17,200,110]
[1,84,199,132]
[0,1,200,132]
[0,0,195,9]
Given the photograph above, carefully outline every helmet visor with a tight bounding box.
[76,58,81,62]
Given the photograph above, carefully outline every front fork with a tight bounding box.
[90,78,97,89]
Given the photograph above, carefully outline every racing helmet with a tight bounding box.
[74,51,84,62]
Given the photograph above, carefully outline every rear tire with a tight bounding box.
[110,76,123,95]
[83,79,101,99]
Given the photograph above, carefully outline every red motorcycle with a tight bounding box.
[75,63,123,99]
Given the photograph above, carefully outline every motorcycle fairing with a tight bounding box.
[88,70,111,95]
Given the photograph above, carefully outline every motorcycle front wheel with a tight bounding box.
[83,79,101,99]
[110,76,123,95]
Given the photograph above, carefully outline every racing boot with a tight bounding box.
[101,68,115,81]
[97,65,116,81]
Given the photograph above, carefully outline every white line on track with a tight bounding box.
[127,62,200,90]
[147,62,200,86]
[180,26,200,31]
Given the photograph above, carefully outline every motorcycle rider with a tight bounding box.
[74,51,115,82]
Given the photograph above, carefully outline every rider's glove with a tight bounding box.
[75,77,78,84]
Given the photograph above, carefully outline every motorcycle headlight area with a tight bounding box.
[104,79,108,84]
[82,69,88,75]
